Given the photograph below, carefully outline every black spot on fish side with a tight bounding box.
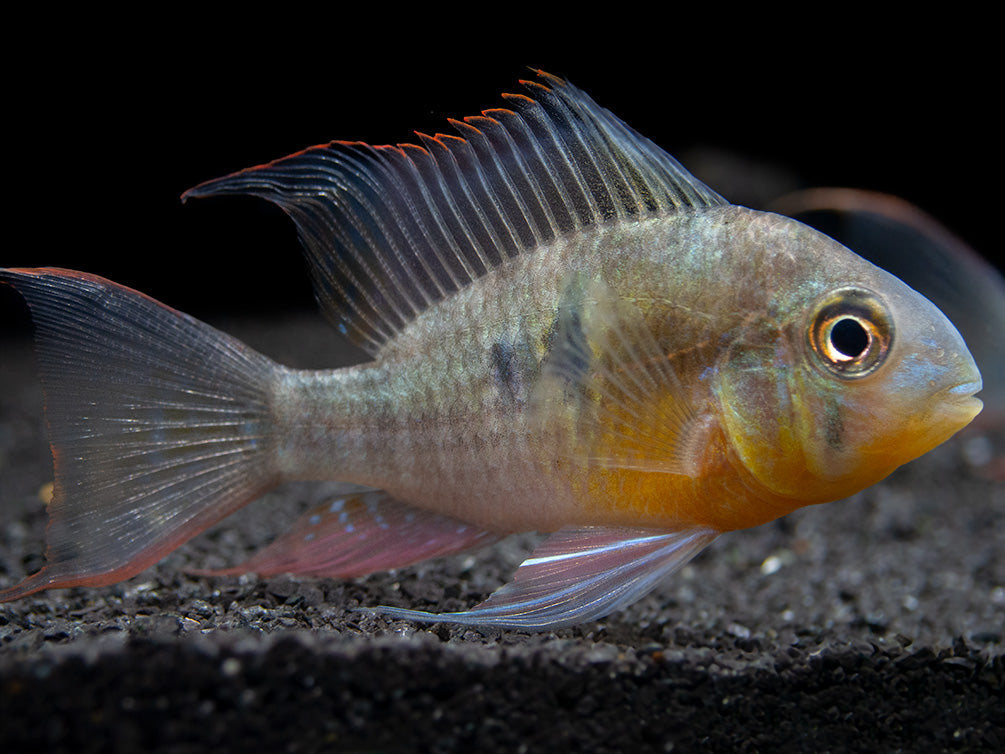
[542,308,592,399]
[491,342,520,404]
[541,280,592,393]
[825,398,845,449]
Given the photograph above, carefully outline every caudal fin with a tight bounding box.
[1,268,281,601]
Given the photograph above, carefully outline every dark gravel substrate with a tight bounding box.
[2,315,1003,753]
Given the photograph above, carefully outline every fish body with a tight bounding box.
[0,72,983,628]
[274,209,971,532]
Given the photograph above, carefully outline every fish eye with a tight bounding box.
[808,288,893,379]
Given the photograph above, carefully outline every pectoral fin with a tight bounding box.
[194,490,496,579]
[374,524,718,630]
[533,277,714,477]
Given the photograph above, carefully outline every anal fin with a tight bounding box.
[374,524,718,630]
[193,490,496,579]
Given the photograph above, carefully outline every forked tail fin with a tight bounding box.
[1,268,281,601]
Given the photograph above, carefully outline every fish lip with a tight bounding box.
[947,379,983,398]
[932,376,983,427]
[939,381,984,425]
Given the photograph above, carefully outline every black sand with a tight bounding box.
[1,314,1002,753]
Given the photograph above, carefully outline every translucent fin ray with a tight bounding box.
[0,269,280,601]
[193,490,496,578]
[375,525,718,630]
[183,70,726,356]
[533,277,711,475]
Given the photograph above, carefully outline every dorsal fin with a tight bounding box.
[183,70,727,356]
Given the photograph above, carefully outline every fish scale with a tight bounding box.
[0,71,982,628]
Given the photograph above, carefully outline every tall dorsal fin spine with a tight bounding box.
[488,101,570,237]
[400,139,484,285]
[464,113,549,248]
[183,70,727,356]
[415,132,499,275]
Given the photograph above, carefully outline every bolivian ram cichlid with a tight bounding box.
[0,71,983,629]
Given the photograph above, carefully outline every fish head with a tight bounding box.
[715,216,983,505]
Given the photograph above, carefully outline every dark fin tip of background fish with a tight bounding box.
[178,70,728,357]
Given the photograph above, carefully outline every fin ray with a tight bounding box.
[375,525,718,629]
[195,490,496,578]
[533,278,712,476]
[183,71,725,356]
[0,269,280,601]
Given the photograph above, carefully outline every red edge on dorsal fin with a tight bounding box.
[448,117,481,136]
[180,70,570,203]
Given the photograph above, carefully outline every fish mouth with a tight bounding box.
[939,379,984,426]
[947,379,983,397]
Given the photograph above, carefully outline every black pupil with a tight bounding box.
[830,318,869,358]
